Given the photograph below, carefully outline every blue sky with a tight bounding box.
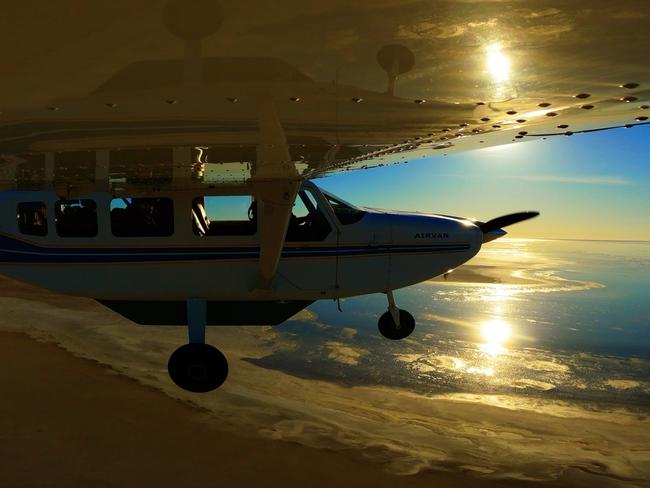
[317,125,650,241]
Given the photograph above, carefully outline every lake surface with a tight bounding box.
[251,239,650,408]
[2,237,649,484]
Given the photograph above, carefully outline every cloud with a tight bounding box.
[522,360,570,373]
[511,379,556,391]
[288,309,318,322]
[606,379,640,390]
[324,342,368,366]
[503,175,630,185]
[340,327,358,339]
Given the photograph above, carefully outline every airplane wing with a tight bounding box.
[0,0,648,192]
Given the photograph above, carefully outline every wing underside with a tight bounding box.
[0,0,648,192]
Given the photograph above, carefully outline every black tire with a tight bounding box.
[167,343,229,393]
[378,309,415,340]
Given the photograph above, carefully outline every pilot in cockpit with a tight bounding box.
[32,207,46,230]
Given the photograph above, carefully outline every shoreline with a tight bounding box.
[3,329,647,487]
[0,267,647,486]
[0,329,566,488]
[427,264,540,285]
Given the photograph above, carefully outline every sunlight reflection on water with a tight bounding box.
[255,239,650,406]
[480,318,511,357]
[432,274,604,303]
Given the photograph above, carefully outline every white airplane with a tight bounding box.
[0,0,647,391]
[0,183,537,391]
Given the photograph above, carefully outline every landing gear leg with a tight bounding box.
[378,290,415,340]
[168,298,229,392]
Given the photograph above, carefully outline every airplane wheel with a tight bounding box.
[378,309,415,340]
[167,343,229,393]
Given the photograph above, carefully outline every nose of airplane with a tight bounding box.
[381,212,483,289]
[389,212,483,250]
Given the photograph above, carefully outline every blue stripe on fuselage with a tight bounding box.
[0,235,470,264]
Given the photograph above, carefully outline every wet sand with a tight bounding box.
[0,329,562,488]
[0,269,646,487]
[428,264,536,284]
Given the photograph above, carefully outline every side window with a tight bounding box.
[17,202,48,236]
[110,197,174,237]
[292,195,310,220]
[193,195,257,236]
[286,189,332,242]
[55,199,98,237]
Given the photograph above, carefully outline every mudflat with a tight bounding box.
[0,330,548,488]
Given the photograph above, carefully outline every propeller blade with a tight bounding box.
[478,211,539,234]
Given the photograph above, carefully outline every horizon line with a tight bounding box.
[512,237,650,243]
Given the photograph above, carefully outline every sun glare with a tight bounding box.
[480,318,511,356]
[486,43,510,83]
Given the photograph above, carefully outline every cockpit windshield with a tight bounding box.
[321,190,366,225]
[286,189,331,241]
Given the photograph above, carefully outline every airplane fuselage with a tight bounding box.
[0,183,482,318]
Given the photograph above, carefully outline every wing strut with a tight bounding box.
[255,180,299,289]
[253,97,300,290]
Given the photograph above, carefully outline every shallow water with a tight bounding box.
[253,239,650,407]
[1,238,649,484]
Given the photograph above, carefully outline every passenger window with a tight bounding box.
[55,200,98,237]
[286,189,332,242]
[192,195,256,236]
[111,197,174,237]
[17,202,48,236]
